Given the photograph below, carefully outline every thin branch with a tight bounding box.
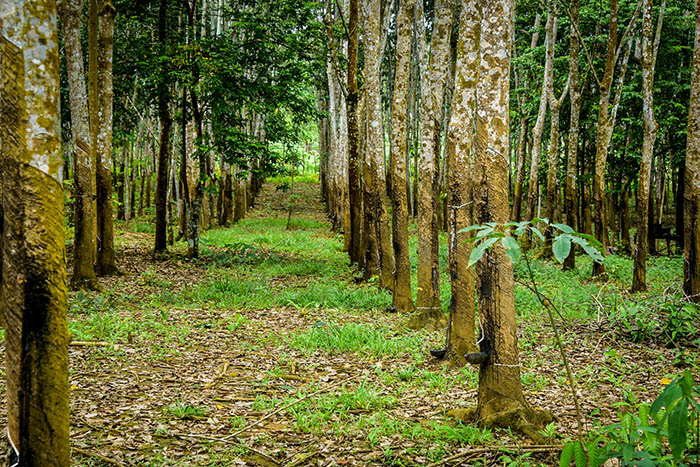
[567,8,602,88]
[651,0,666,68]
[614,0,641,65]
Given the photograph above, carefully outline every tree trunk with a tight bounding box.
[471,0,545,435]
[389,0,415,313]
[412,0,453,330]
[58,0,99,290]
[564,0,581,270]
[525,4,555,229]
[155,0,172,253]
[365,0,395,291]
[444,0,478,365]
[684,0,700,302]
[347,0,362,266]
[633,0,663,290]
[0,8,70,463]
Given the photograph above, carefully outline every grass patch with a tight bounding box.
[290,322,425,357]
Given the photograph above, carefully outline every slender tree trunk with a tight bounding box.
[684,0,700,302]
[564,0,581,270]
[365,0,395,291]
[525,4,555,228]
[389,0,415,313]
[155,0,172,253]
[413,0,453,329]
[347,0,362,266]
[444,0,478,365]
[633,0,663,290]
[58,0,99,290]
[0,6,70,463]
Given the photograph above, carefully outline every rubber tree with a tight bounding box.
[444,0,479,366]
[412,0,454,330]
[0,1,70,463]
[633,0,665,292]
[57,0,100,290]
[685,0,700,302]
[389,0,415,313]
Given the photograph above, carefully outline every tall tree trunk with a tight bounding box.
[155,0,172,253]
[347,0,362,266]
[365,0,395,291]
[593,0,638,276]
[413,0,453,329]
[389,0,415,313]
[471,0,543,434]
[444,0,478,365]
[0,5,70,463]
[684,0,700,302]
[58,0,99,290]
[525,4,555,229]
[633,0,663,290]
[564,0,581,270]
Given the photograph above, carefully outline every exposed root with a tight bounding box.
[406,309,446,331]
[448,404,554,444]
[70,276,103,292]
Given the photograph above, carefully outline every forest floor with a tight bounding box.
[1,178,698,466]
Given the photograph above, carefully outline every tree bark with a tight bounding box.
[58,0,100,290]
[685,0,700,302]
[347,0,362,266]
[412,0,454,329]
[389,0,415,313]
[0,6,70,463]
[444,0,479,365]
[564,0,581,270]
[471,0,545,436]
[365,0,395,291]
[633,0,663,290]
[155,0,172,253]
[525,4,555,229]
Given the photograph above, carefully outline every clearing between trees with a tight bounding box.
[0,179,692,466]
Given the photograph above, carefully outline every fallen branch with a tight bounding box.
[72,446,126,467]
[426,444,563,467]
[69,341,112,347]
[173,433,279,465]
[285,450,318,467]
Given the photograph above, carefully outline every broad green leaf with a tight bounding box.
[553,235,572,263]
[531,226,545,241]
[560,442,574,467]
[467,237,499,268]
[570,236,605,263]
[668,398,688,460]
[476,226,495,239]
[552,223,575,234]
[502,236,521,263]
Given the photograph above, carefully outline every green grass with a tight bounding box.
[289,322,426,357]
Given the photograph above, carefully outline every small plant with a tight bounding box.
[165,399,208,420]
[560,371,700,466]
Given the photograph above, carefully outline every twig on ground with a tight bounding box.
[285,450,318,467]
[72,447,126,467]
[425,444,563,467]
[174,433,279,465]
[70,341,112,347]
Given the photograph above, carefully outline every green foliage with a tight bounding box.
[561,372,700,466]
[165,399,209,420]
[463,219,604,268]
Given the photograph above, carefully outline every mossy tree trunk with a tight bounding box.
[389,0,415,313]
[58,0,100,290]
[0,3,70,463]
[347,0,362,266]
